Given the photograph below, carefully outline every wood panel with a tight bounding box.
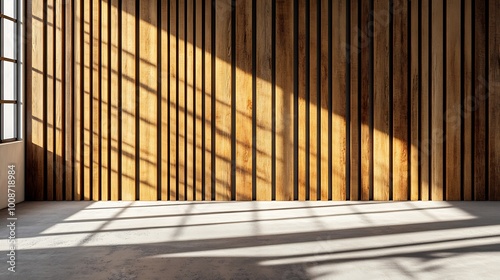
[489,0,500,200]
[359,0,371,201]
[255,0,273,201]
[161,0,170,200]
[275,0,294,200]
[332,0,347,201]
[393,0,408,201]
[139,0,158,200]
[445,0,462,201]
[473,0,487,200]
[121,0,136,200]
[235,0,253,200]
[373,0,390,201]
[101,0,109,200]
[431,0,444,201]
[410,0,419,201]
[110,0,119,200]
[349,0,360,201]
[25,0,500,201]
[215,0,232,200]
[420,0,430,201]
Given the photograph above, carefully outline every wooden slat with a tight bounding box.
[169,0,178,200]
[27,0,45,200]
[349,0,360,201]
[332,0,347,201]
[55,0,65,201]
[83,0,92,200]
[473,0,487,200]
[47,0,55,201]
[121,0,136,200]
[235,0,253,200]
[275,0,294,200]
[463,0,472,201]
[65,0,74,200]
[309,0,318,200]
[110,0,119,201]
[319,0,329,201]
[393,0,408,201]
[255,0,273,201]
[101,0,109,201]
[308,0,321,200]
[297,0,306,201]
[360,0,371,201]
[161,0,170,200]
[74,0,82,200]
[178,0,186,200]
[431,0,444,201]
[186,0,194,200]
[420,0,430,201]
[139,0,158,200]
[489,0,500,200]
[445,0,462,200]
[195,0,204,200]
[215,0,232,200]
[373,0,390,201]
[204,0,213,200]
[410,0,419,201]
[92,0,101,201]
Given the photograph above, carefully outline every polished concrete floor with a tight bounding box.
[1,201,499,279]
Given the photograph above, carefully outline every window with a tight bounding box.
[0,0,23,143]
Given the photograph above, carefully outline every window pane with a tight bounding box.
[1,104,16,140]
[1,0,16,19]
[18,104,22,139]
[1,61,16,100]
[1,18,17,60]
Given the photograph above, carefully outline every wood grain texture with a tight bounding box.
[309,0,318,200]
[110,0,119,201]
[349,0,360,201]
[65,0,74,200]
[420,0,430,201]
[431,0,444,201]
[255,0,273,201]
[319,0,329,201]
[489,0,500,200]
[161,0,170,200]
[121,0,136,200]
[186,0,194,200]
[297,0,307,201]
[473,0,487,200]
[55,0,64,201]
[139,0,158,200]
[359,0,371,201]
[25,0,500,202]
[235,0,253,200]
[169,0,178,200]
[463,0,472,201]
[47,0,55,200]
[92,0,101,201]
[101,0,109,201]
[410,0,419,200]
[275,0,294,200]
[74,0,83,200]
[204,0,213,200]
[195,0,203,200]
[445,0,462,201]
[215,0,232,200]
[373,0,390,201]
[393,0,409,201]
[332,0,347,201]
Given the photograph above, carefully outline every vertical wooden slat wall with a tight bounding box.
[26,0,500,201]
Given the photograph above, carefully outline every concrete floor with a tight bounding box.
[1,201,499,280]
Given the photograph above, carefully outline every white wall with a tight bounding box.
[0,141,24,209]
